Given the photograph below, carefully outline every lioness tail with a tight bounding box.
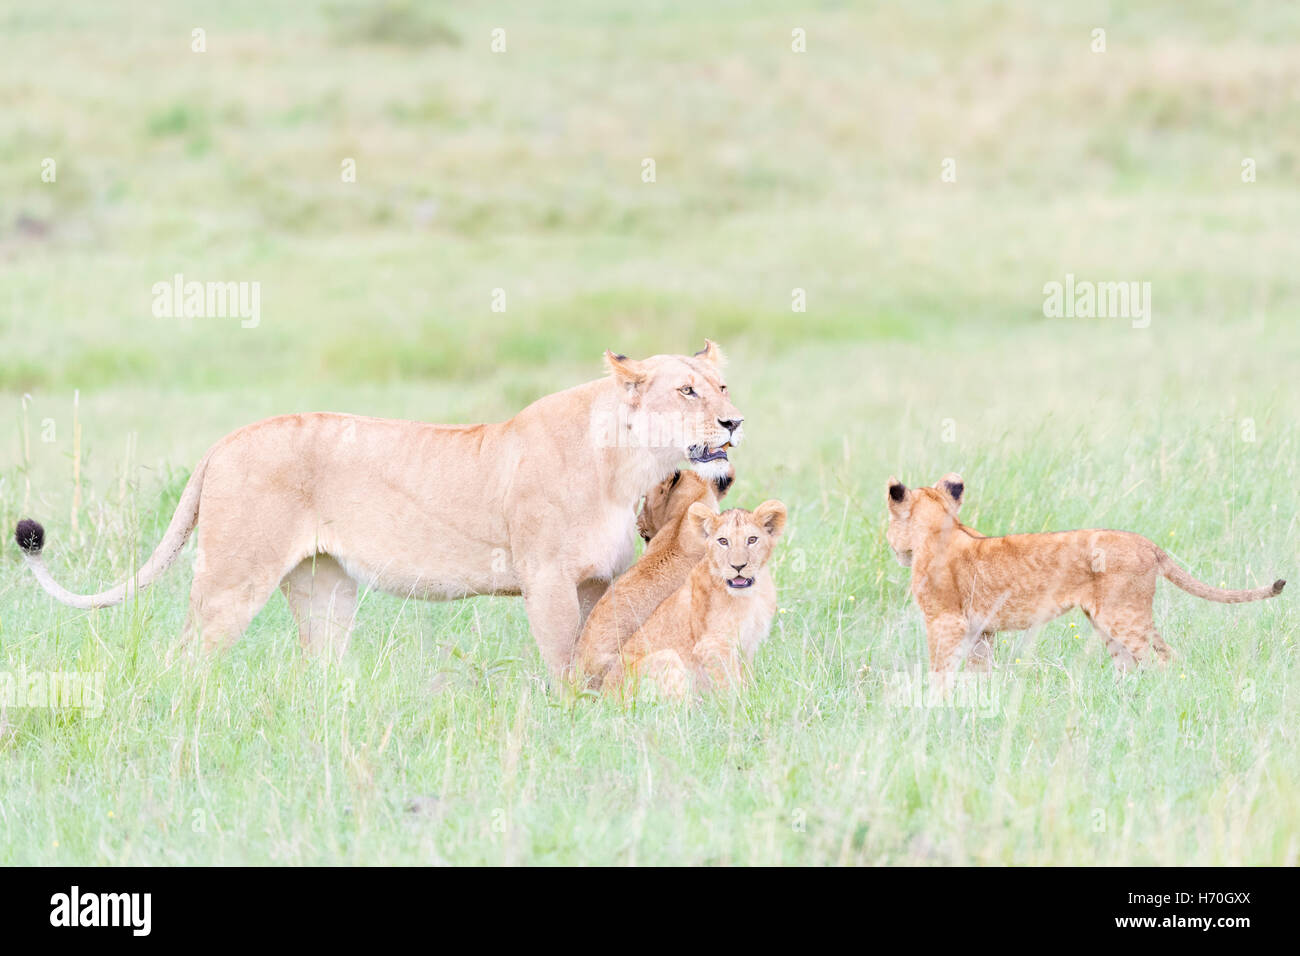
[1156,549,1285,604]
[13,453,210,609]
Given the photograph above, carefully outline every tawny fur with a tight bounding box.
[13,342,746,676]
[574,467,733,688]
[604,501,787,700]
[886,473,1286,673]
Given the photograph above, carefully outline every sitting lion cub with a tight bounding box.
[601,500,787,699]
[575,467,733,688]
[886,473,1286,672]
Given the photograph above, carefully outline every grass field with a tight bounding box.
[1,1,1298,864]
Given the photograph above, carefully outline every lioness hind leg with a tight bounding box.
[181,566,285,655]
[281,554,358,658]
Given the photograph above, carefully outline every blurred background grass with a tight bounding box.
[4,1,1300,391]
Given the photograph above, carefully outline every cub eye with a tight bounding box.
[720,385,728,393]
[717,538,728,546]
[679,386,697,397]
[747,536,758,545]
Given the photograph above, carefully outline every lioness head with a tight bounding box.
[885,473,964,567]
[637,464,736,543]
[685,500,787,593]
[603,340,745,483]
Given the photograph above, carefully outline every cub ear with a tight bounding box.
[752,499,787,539]
[935,472,964,507]
[887,477,908,506]
[604,350,648,388]
[686,502,716,539]
[694,339,726,367]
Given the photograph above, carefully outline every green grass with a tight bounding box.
[0,1,1297,864]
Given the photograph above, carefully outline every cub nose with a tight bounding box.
[731,563,747,573]
[718,418,742,434]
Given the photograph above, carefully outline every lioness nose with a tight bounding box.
[719,418,742,434]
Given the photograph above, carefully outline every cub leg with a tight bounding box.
[633,649,693,700]
[694,636,745,692]
[1148,629,1173,664]
[966,631,995,672]
[925,614,969,673]
[1093,575,1161,672]
[280,554,358,658]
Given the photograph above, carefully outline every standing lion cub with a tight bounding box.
[600,499,787,700]
[886,473,1286,672]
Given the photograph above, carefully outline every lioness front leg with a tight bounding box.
[522,570,582,680]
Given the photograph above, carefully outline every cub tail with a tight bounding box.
[1156,550,1285,605]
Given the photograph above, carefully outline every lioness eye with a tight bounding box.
[680,385,696,397]
[717,538,728,546]
[747,536,758,545]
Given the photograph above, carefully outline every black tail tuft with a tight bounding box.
[15,518,44,553]
[1274,579,1286,595]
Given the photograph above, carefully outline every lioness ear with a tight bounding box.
[694,339,726,367]
[753,500,787,539]
[935,472,964,508]
[887,477,908,507]
[605,350,648,389]
[686,502,715,539]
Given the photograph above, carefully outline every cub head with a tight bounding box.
[637,463,736,543]
[685,499,787,594]
[885,473,964,567]
[604,339,745,482]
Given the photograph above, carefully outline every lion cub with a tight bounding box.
[886,473,1286,672]
[575,467,734,688]
[603,500,787,700]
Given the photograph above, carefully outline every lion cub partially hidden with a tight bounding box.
[599,500,787,700]
[886,473,1286,673]
[576,467,734,687]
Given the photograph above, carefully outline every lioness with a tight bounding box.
[575,465,734,688]
[886,473,1286,672]
[13,342,745,676]
[603,500,787,699]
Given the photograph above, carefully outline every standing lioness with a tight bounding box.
[14,342,745,675]
[886,473,1286,672]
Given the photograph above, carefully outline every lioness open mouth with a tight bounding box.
[727,575,754,589]
[689,442,730,464]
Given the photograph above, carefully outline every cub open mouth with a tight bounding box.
[689,442,730,464]
[727,576,754,589]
